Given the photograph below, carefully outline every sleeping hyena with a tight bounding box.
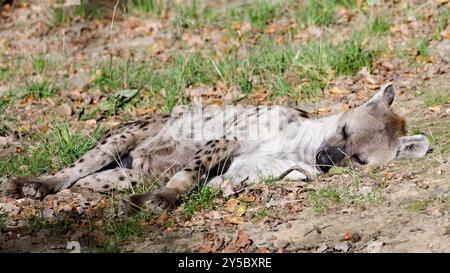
[4,83,429,212]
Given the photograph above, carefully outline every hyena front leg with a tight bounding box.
[74,168,143,193]
[4,116,165,199]
[123,139,239,213]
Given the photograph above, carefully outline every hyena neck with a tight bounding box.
[289,112,342,165]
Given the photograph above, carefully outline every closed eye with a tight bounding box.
[352,154,367,165]
[341,124,349,140]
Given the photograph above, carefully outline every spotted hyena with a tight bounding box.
[4,83,429,212]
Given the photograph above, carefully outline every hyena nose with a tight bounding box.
[316,150,333,173]
[316,147,346,173]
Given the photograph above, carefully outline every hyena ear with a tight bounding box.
[395,135,429,160]
[365,82,395,108]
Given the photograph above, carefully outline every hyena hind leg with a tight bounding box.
[74,168,143,193]
[4,116,163,199]
[122,139,239,215]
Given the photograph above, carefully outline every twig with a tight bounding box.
[303,224,332,236]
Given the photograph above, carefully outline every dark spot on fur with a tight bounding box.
[205,116,212,121]
[211,144,216,148]
[79,158,85,163]
[131,181,137,186]
[120,135,126,139]
[205,140,213,146]
[205,150,212,154]
[139,121,150,129]
[101,140,107,145]
[206,156,212,161]
[294,108,311,118]
[79,169,83,173]
[195,159,202,165]
[184,168,193,172]
[195,149,202,155]
[102,184,110,189]
[119,176,125,181]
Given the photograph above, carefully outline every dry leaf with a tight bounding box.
[315,107,332,113]
[236,204,246,217]
[156,209,169,225]
[225,198,239,212]
[383,172,394,180]
[266,23,278,34]
[239,195,256,203]
[429,106,441,113]
[231,22,241,30]
[329,86,349,95]
[235,227,252,249]
[224,216,244,225]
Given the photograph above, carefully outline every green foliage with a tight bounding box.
[418,38,429,57]
[182,185,221,215]
[298,0,356,27]
[52,0,103,26]
[245,0,281,28]
[0,121,105,177]
[370,15,390,34]
[23,79,58,99]
[308,188,342,212]
[434,9,449,40]
[424,93,450,106]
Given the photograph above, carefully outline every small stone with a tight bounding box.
[273,239,288,249]
[366,241,383,253]
[317,242,328,253]
[85,119,97,128]
[334,241,350,252]
[42,208,55,220]
[55,103,72,117]
[70,230,84,241]
[359,186,373,196]
[432,188,446,199]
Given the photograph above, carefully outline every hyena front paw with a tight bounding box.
[4,177,51,199]
[121,187,178,216]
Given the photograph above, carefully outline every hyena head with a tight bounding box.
[316,83,429,173]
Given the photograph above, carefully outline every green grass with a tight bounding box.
[408,199,432,212]
[292,32,376,98]
[424,93,450,106]
[434,9,449,40]
[52,1,103,26]
[0,121,105,177]
[32,56,50,75]
[245,0,281,29]
[22,79,59,99]
[308,188,342,213]
[100,217,144,252]
[370,15,390,34]
[181,185,221,215]
[128,0,164,16]
[417,38,429,57]
[249,208,269,222]
[297,0,356,28]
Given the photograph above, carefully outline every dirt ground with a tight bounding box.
[0,1,449,253]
